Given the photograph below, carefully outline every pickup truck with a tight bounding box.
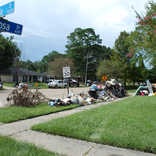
[48,80,67,88]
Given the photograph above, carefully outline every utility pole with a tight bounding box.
[85,52,88,86]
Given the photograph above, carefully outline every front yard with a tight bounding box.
[0,103,80,123]
[31,96,156,154]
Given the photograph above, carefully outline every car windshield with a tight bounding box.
[53,80,59,83]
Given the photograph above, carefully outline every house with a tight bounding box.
[0,68,46,83]
[42,71,54,79]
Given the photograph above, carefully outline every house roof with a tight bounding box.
[42,71,51,75]
[42,71,54,77]
[0,68,46,76]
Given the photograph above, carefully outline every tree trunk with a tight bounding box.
[15,68,19,84]
[85,53,88,86]
[124,78,126,88]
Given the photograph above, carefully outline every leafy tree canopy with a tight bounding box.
[0,34,20,71]
[48,57,75,79]
[96,60,121,80]
[129,0,156,66]
[65,27,102,79]
[39,50,66,73]
[111,31,130,78]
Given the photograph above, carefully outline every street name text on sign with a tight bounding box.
[0,18,23,35]
[63,66,71,78]
[0,1,14,17]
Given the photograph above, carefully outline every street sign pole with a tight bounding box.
[67,80,69,95]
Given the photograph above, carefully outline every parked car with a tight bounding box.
[48,80,67,88]
[69,79,77,86]
[64,79,78,87]
[45,78,54,83]
[87,80,93,86]
[0,82,3,88]
[140,82,146,86]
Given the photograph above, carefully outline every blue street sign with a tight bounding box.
[0,19,23,35]
[0,1,14,17]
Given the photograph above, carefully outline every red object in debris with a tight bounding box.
[25,85,28,89]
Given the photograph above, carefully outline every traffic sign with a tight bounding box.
[0,1,14,17]
[102,75,107,81]
[63,66,71,78]
[0,18,23,35]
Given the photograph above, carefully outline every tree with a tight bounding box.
[48,57,75,79]
[130,0,156,66]
[24,60,34,71]
[111,31,130,87]
[137,54,147,82]
[23,60,41,72]
[126,61,139,85]
[33,61,41,72]
[146,66,156,83]
[39,55,49,73]
[96,60,121,80]
[39,50,66,73]
[100,45,112,61]
[11,44,26,84]
[0,35,20,71]
[65,28,102,83]
[47,50,66,61]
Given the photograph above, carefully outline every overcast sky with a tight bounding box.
[1,0,148,62]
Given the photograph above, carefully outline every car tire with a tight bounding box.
[64,85,67,88]
[55,85,58,88]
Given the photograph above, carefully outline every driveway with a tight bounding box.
[0,87,90,107]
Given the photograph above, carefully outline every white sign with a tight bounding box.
[63,66,71,78]
[147,79,153,93]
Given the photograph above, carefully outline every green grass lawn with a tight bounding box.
[0,103,80,123]
[0,135,65,156]
[3,82,86,89]
[3,82,16,87]
[127,89,136,93]
[31,96,156,154]
[3,82,49,89]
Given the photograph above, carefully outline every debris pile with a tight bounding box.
[134,80,156,96]
[48,92,95,107]
[48,79,129,107]
[7,79,129,108]
[7,85,47,107]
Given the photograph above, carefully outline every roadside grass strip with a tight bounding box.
[3,82,49,89]
[0,88,5,90]
[3,82,87,89]
[126,89,136,93]
[31,96,156,154]
[0,103,80,123]
[0,135,65,156]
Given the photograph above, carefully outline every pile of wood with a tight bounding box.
[7,85,47,107]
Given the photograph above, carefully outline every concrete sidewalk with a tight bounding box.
[0,95,155,156]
